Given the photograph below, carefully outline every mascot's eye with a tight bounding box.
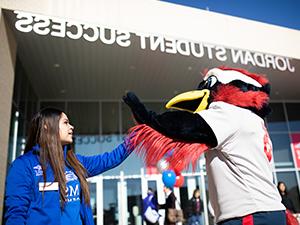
[197,75,218,89]
[207,76,218,87]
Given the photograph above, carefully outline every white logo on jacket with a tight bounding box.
[33,165,43,176]
[65,170,78,182]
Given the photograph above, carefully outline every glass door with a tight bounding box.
[88,182,97,225]
[103,178,119,225]
[126,178,143,225]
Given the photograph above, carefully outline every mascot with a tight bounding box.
[123,66,293,225]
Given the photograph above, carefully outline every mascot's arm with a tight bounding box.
[123,92,217,148]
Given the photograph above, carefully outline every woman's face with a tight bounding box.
[279,183,286,192]
[59,113,74,145]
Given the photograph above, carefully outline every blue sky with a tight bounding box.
[161,0,300,30]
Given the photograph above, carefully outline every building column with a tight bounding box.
[0,8,17,221]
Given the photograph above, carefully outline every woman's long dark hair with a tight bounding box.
[25,108,90,207]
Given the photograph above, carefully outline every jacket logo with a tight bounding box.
[33,165,43,176]
[65,170,78,182]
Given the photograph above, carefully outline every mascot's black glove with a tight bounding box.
[122,92,155,125]
[122,92,217,147]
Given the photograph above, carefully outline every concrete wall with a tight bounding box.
[0,8,17,222]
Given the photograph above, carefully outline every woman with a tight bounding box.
[4,107,133,225]
[187,188,204,225]
[277,181,296,213]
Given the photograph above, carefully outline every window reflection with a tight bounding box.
[270,133,294,168]
[103,179,119,225]
[88,183,97,224]
[267,103,288,132]
[286,103,300,132]
[122,102,135,133]
[127,179,142,225]
[102,102,119,134]
[67,102,100,135]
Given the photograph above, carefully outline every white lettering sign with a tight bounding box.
[14,10,296,73]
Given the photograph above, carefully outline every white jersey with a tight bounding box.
[198,101,285,223]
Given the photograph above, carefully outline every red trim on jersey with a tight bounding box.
[242,214,254,225]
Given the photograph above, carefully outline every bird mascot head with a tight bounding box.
[166,66,271,117]
[123,66,271,173]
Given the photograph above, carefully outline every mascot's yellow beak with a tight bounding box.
[165,89,210,113]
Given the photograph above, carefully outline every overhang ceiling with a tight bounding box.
[4,9,300,102]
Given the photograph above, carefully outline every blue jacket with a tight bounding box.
[4,142,131,225]
[142,193,158,219]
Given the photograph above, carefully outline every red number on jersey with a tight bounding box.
[262,122,272,161]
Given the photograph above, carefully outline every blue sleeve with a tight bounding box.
[4,157,33,225]
[77,142,132,177]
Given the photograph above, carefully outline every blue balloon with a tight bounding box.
[162,170,176,188]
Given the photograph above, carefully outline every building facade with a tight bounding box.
[1,1,300,224]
